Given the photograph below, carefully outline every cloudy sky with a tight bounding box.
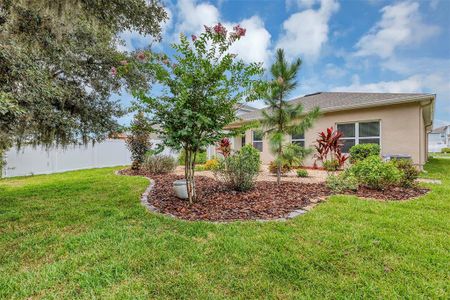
[116,0,450,127]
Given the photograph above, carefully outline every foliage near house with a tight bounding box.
[314,127,348,169]
[261,49,320,184]
[349,143,381,163]
[347,155,401,190]
[124,24,264,202]
[393,159,420,188]
[0,0,167,151]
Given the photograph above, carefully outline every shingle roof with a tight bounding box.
[235,92,434,122]
[430,126,448,134]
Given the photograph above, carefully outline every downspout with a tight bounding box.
[420,99,434,166]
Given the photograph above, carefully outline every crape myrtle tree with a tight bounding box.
[120,24,264,203]
[261,49,320,185]
[0,0,167,165]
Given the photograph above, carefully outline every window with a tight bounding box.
[241,135,246,147]
[252,131,263,152]
[337,121,380,153]
[291,133,305,147]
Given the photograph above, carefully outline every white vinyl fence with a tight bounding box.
[2,139,132,178]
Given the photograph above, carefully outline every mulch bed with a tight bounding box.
[347,186,429,201]
[119,169,429,221]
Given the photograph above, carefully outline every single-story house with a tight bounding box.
[222,92,435,168]
[428,125,449,153]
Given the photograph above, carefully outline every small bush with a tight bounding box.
[178,150,207,165]
[268,161,292,175]
[326,173,359,193]
[393,159,419,188]
[142,154,177,175]
[214,145,261,191]
[349,143,381,164]
[296,169,308,177]
[348,155,401,190]
[441,147,450,153]
[323,159,340,172]
[204,158,219,171]
[195,165,206,171]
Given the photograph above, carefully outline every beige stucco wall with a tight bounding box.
[235,102,427,167]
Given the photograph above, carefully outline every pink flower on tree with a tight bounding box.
[136,52,146,61]
[110,66,117,76]
[204,25,211,33]
[233,24,246,37]
[213,23,227,36]
[191,34,197,41]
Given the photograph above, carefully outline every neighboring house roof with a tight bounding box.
[430,126,448,134]
[233,92,434,122]
[235,103,258,113]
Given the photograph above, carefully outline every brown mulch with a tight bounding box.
[347,186,429,201]
[149,174,330,221]
[119,169,429,221]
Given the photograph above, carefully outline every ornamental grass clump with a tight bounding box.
[142,154,177,175]
[214,145,261,192]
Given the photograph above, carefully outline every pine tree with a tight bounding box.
[261,49,320,185]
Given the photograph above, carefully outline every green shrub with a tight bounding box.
[268,161,292,175]
[326,173,359,193]
[349,143,381,164]
[296,169,308,177]
[393,159,419,188]
[126,112,152,170]
[348,155,401,190]
[214,145,261,191]
[142,154,177,175]
[195,165,206,171]
[441,147,450,153]
[178,150,207,165]
[323,159,340,171]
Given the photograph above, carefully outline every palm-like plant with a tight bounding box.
[261,49,320,184]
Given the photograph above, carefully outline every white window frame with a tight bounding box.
[252,131,263,152]
[291,133,305,147]
[336,120,381,153]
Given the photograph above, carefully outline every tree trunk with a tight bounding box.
[184,149,196,203]
[276,145,282,185]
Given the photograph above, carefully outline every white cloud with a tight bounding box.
[286,0,318,9]
[355,1,440,58]
[117,30,153,52]
[324,63,347,79]
[276,0,339,61]
[174,0,220,36]
[172,0,271,66]
[333,74,425,93]
[227,16,272,66]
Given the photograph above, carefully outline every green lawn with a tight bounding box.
[1,160,449,299]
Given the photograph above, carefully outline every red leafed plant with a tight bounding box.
[216,138,232,158]
[314,127,348,169]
